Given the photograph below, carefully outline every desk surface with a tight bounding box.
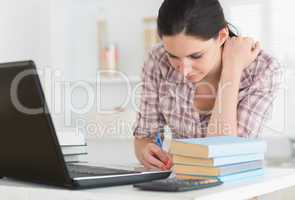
[1,167,295,200]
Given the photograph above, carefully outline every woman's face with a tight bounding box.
[162,31,227,83]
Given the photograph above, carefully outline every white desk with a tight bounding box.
[1,139,295,200]
[0,168,295,200]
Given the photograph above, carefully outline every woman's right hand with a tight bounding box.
[134,138,172,170]
[141,143,172,170]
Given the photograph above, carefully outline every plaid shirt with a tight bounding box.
[133,44,283,140]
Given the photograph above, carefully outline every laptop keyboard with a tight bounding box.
[67,164,139,178]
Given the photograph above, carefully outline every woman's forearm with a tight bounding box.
[207,37,261,136]
[207,67,242,136]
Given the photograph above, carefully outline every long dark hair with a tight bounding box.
[157,0,237,40]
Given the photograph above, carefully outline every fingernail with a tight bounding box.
[165,160,172,168]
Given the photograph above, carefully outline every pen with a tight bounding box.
[155,131,172,170]
[156,131,163,149]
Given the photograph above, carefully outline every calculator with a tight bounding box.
[133,177,223,192]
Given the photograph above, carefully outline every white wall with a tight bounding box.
[54,0,163,81]
[0,0,51,67]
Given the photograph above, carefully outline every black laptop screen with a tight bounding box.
[0,61,71,187]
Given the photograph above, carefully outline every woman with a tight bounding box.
[133,0,282,170]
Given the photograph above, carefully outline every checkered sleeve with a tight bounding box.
[133,51,166,140]
[237,57,283,138]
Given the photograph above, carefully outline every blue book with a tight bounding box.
[170,136,267,158]
[173,153,265,167]
[176,169,264,183]
[218,169,264,182]
[174,160,263,176]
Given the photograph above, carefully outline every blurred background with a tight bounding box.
[0,0,294,198]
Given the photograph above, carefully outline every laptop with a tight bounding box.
[0,60,171,189]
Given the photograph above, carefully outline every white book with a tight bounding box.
[57,131,86,146]
[61,145,88,155]
[64,154,89,163]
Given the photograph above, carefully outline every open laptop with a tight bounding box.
[0,60,171,189]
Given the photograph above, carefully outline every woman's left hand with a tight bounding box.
[222,36,261,75]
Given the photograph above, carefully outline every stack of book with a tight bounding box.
[170,136,267,183]
[57,132,88,163]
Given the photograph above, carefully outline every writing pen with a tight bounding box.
[155,131,172,170]
[156,131,163,149]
